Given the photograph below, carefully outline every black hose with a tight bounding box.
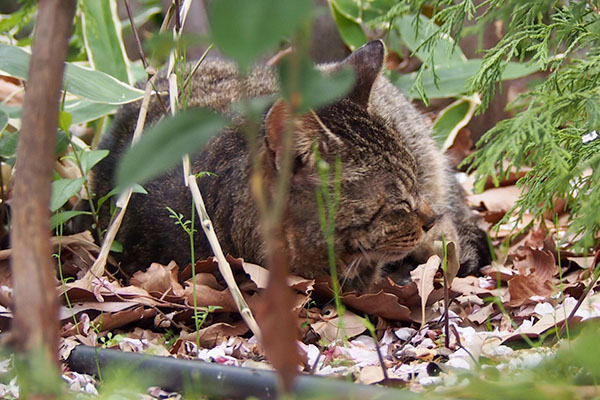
[67,345,418,399]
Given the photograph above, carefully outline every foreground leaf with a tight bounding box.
[208,0,311,71]
[0,109,7,133]
[0,44,143,104]
[278,56,354,112]
[116,108,228,189]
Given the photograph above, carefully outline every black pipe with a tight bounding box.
[67,345,418,399]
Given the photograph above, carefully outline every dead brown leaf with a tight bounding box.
[513,248,557,281]
[311,306,366,342]
[507,274,555,307]
[410,255,441,326]
[179,321,249,348]
[468,185,521,214]
[130,261,185,298]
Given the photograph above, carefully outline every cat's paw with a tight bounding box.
[457,225,492,276]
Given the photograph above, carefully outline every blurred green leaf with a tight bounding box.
[51,177,86,212]
[279,56,354,113]
[58,111,73,134]
[393,59,539,99]
[64,100,118,125]
[331,2,368,51]
[116,109,229,189]
[0,3,37,33]
[144,32,204,67]
[391,14,466,68]
[331,0,394,23]
[0,124,72,162]
[208,0,311,71]
[0,130,18,161]
[80,0,133,84]
[0,44,143,104]
[432,95,479,150]
[0,108,7,133]
[56,130,70,156]
[51,210,91,230]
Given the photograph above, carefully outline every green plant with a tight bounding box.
[314,145,347,340]
[464,1,600,251]
[167,204,201,345]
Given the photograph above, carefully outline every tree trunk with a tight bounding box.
[10,0,76,398]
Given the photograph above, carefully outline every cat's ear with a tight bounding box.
[265,99,318,172]
[343,40,385,106]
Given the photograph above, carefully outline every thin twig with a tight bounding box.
[181,44,214,94]
[123,0,148,70]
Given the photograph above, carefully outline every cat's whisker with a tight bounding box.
[357,242,371,262]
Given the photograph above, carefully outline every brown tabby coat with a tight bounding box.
[91,41,490,292]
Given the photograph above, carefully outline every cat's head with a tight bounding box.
[262,41,437,291]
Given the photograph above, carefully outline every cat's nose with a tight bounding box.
[422,214,437,232]
[418,202,437,232]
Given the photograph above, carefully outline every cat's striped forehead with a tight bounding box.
[313,99,418,189]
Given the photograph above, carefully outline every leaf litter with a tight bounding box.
[1,162,599,397]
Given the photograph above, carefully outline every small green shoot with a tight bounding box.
[314,143,346,341]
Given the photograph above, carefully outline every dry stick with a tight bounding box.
[10,0,76,397]
[188,178,262,338]
[123,0,148,70]
[82,74,159,284]
[166,0,261,338]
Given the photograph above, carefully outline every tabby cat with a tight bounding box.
[90,40,491,292]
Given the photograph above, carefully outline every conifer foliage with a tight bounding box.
[355,0,600,249]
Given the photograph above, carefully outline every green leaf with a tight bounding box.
[0,108,8,133]
[79,149,110,176]
[393,59,540,99]
[116,109,229,189]
[96,184,147,211]
[56,130,70,156]
[64,99,118,125]
[331,0,394,23]
[391,14,466,68]
[0,130,18,160]
[58,111,73,134]
[279,56,355,113]
[51,177,86,212]
[432,95,479,150]
[331,2,368,51]
[208,0,311,71]
[80,0,133,84]
[0,129,69,161]
[0,44,143,104]
[0,3,37,33]
[51,210,91,230]
[331,0,361,21]
[110,240,123,253]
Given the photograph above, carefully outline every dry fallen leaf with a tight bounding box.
[130,261,186,298]
[311,306,366,343]
[507,274,555,307]
[410,255,441,326]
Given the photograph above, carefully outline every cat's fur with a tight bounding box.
[91,40,491,292]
